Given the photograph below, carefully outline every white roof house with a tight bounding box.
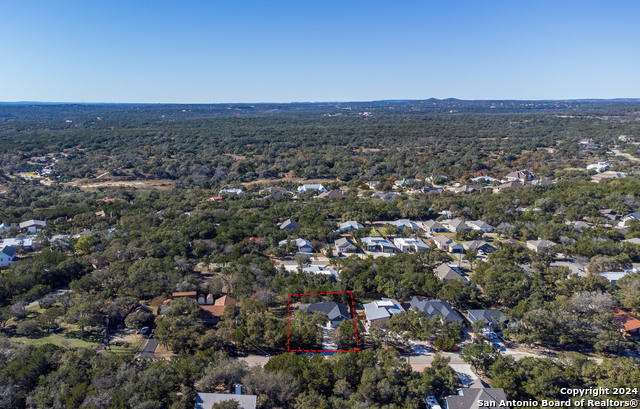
[297,184,327,193]
[0,223,9,233]
[363,298,405,326]
[393,237,430,253]
[195,391,257,409]
[470,176,501,183]
[1,238,33,248]
[19,219,46,233]
[395,178,422,186]
[302,266,339,280]
[219,188,245,195]
[600,271,629,285]
[587,162,612,172]
[339,221,364,232]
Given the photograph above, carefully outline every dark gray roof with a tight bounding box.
[0,246,17,258]
[467,309,507,324]
[444,388,509,409]
[409,297,463,322]
[299,301,350,321]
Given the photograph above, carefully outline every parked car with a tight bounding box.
[140,327,149,335]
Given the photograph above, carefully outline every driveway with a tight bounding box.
[26,287,71,309]
[139,328,158,357]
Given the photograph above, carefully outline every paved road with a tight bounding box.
[26,287,71,309]
[139,338,159,357]
[236,355,271,366]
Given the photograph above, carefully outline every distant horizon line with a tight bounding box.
[2,97,640,106]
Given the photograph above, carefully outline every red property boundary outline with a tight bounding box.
[287,290,360,353]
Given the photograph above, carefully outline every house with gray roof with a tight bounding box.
[318,190,348,199]
[339,221,363,232]
[278,238,313,253]
[390,219,423,232]
[530,178,553,186]
[526,239,556,253]
[279,219,299,230]
[445,219,471,232]
[334,238,357,253]
[299,301,350,328]
[195,390,257,409]
[408,297,463,323]
[623,238,640,245]
[434,264,465,281]
[467,220,494,232]
[463,240,495,253]
[363,298,405,328]
[467,309,507,330]
[0,246,19,267]
[372,192,400,200]
[424,220,447,234]
[443,388,509,409]
[361,237,397,253]
[432,235,463,253]
[496,222,515,232]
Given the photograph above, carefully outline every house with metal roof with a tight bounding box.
[299,301,351,328]
[363,298,405,327]
[467,309,507,330]
[317,190,348,199]
[19,219,46,234]
[393,237,430,253]
[195,389,257,409]
[408,297,463,323]
[339,221,363,232]
[302,266,339,280]
[278,238,313,253]
[361,237,397,253]
[390,219,423,232]
[219,188,245,195]
[297,184,327,193]
[371,192,400,200]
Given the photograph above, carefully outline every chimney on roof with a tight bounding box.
[235,384,242,395]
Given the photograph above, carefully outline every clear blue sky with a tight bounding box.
[1,1,639,103]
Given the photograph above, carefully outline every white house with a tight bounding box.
[195,390,257,409]
[620,212,640,227]
[219,188,245,195]
[394,178,422,186]
[393,237,430,253]
[297,184,327,193]
[0,246,19,267]
[19,220,46,234]
[587,162,612,173]
[600,271,629,285]
[0,223,9,233]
